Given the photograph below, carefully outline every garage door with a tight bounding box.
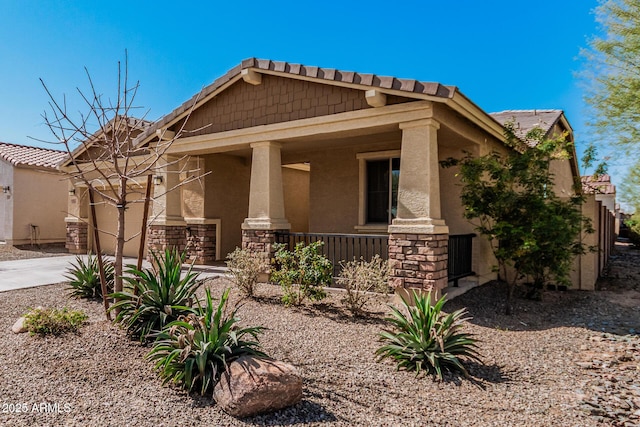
[93,192,147,259]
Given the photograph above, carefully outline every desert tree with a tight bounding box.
[38,54,204,316]
[442,124,593,314]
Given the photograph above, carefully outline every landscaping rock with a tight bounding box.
[213,356,302,418]
[11,316,27,333]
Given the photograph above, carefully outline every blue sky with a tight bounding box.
[1,1,610,178]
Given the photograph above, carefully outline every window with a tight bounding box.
[366,158,400,223]
[357,150,401,230]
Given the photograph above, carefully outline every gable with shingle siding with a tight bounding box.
[169,74,415,137]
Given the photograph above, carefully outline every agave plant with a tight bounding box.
[109,249,202,341]
[146,288,267,395]
[65,253,114,299]
[376,290,481,380]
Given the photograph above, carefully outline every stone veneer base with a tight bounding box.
[66,221,88,254]
[388,233,448,292]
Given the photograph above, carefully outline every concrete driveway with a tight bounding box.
[0,256,227,293]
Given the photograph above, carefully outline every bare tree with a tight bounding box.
[37,54,204,314]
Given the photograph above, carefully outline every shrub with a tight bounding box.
[147,288,267,395]
[271,241,332,306]
[337,255,391,316]
[65,253,114,299]
[226,247,269,298]
[23,307,88,336]
[109,249,202,341]
[376,290,480,380]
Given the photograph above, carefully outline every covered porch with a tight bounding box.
[149,99,500,292]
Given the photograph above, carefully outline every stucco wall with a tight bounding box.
[550,158,577,198]
[282,166,309,232]
[11,167,66,245]
[203,154,251,258]
[0,160,14,241]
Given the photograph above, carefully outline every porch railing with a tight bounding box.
[448,233,476,286]
[274,231,476,286]
[274,232,388,278]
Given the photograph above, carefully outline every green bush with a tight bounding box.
[24,307,88,336]
[376,290,480,380]
[65,253,114,299]
[226,247,269,298]
[271,241,332,306]
[337,255,391,316]
[626,215,640,248]
[146,288,267,395]
[109,249,202,341]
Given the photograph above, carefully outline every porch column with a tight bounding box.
[65,184,89,254]
[148,155,187,258]
[388,118,449,294]
[242,141,290,256]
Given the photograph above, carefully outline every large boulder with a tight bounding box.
[213,356,302,418]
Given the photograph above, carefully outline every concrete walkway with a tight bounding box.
[0,256,228,293]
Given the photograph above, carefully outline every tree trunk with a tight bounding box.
[113,181,127,315]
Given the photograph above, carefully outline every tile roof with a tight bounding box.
[0,142,67,170]
[489,110,564,140]
[135,58,458,143]
[581,175,616,195]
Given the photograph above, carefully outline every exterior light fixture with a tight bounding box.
[2,186,9,193]
[153,176,163,185]
[68,188,76,196]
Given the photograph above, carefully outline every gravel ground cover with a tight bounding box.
[0,244,67,262]
[0,244,638,426]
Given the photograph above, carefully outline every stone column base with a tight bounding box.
[388,233,448,292]
[147,225,187,261]
[241,229,287,259]
[185,223,217,264]
[66,221,88,254]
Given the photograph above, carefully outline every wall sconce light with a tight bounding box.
[68,188,76,196]
[153,176,163,185]
[2,186,9,193]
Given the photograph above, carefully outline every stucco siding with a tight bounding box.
[203,154,251,258]
[11,168,66,245]
[0,160,14,241]
[282,167,309,232]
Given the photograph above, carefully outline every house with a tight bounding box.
[582,174,618,276]
[0,142,68,246]
[63,59,605,293]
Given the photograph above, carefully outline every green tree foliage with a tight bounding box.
[442,124,592,314]
[584,0,640,156]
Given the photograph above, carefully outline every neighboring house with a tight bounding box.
[0,142,68,246]
[582,174,618,276]
[64,59,605,293]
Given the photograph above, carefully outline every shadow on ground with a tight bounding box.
[446,242,640,336]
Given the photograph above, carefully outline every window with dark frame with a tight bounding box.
[366,157,400,224]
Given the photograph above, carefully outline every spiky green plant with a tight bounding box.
[109,249,201,341]
[376,290,481,380]
[146,288,267,395]
[65,253,114,299]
